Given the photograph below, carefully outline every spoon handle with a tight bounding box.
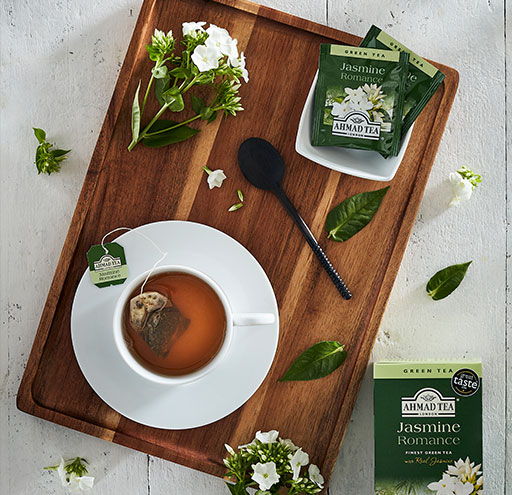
[275,188,352,300]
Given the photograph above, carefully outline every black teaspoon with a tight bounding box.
[238,137,352,300]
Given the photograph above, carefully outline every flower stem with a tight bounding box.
[144,114,202,137]
[127,101,170,151]
[141,73,155,116]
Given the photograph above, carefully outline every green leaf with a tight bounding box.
[279,341,347,381]
[162,87,184,112]
[426,261,472,300]
[325,187,389,242]
[151,65,168,79]
[207,110,218,123]
[129,80,142,148]
[155,75,171,106]
[225,482,249,495]
[142,119,200,148]
[51,149,71,158]
[33,127,46,144]
[191,95,205,115]
[169,66,189,79]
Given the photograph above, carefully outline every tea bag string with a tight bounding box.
[101,227,168,294]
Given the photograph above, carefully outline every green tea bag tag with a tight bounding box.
[87,242,128,288]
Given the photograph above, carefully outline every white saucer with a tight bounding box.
[71,221,279,429]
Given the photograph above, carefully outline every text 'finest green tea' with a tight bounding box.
[311,44,409,156]
[374,361,483,495]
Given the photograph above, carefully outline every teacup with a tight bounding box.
[113,265,275,385]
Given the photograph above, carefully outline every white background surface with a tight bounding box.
[0,0,510,493]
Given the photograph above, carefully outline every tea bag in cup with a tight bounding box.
[130,291,190,357]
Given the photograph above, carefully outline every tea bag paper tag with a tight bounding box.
[87,242,128,288]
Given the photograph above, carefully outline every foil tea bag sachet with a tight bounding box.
[130,291,190,357]
[311,44,409,156]
[360,26,445,140]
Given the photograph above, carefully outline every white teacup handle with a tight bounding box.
[232,313,275,326]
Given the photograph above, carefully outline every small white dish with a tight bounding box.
[295,71,414,182]
[71,221,279,429]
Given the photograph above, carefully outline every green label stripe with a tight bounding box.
[330,45,400,62]
[90,265,128,284]
[374,361,482,379]
[376,30,438,77]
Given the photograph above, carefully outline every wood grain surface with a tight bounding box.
[15,0,458,490]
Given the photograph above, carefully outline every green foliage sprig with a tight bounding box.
[128,24,248,151]
[33,128,71,175]
[224,431,324,495]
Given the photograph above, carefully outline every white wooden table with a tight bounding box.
[1,0,510,493]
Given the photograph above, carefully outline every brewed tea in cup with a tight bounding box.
[113,265,275,385]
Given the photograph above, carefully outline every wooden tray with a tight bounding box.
[17,0,458,490]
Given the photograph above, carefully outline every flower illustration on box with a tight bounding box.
[428,457,483,495]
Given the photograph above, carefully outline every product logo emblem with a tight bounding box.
[93,254,122,271]
[401,388,456,418]
[451,368,480,397]
[332,111,381,140]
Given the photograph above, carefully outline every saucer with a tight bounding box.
[71,221,279,429]
[295,71,414,182]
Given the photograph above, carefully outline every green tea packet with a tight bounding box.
[360,25,445,138]
[374,361,483,495]
[311,44,409,156]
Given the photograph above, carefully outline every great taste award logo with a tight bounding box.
[401,388,456,418]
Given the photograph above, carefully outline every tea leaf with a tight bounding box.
[426,261,472,300]
[237,189,244,202]
[279,341,346,381]
[228,202,243,212]
[142,119,199,148]
[33,127,46,144]
[130,80,142,147]
[325,187,389,242]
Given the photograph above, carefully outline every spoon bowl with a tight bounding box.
[238,138,285,191]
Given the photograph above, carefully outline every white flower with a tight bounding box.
[224,444,235,455]
[191,44,220,72]
[206,24,238,59]
[152,28,172,44]
[344,87,365,101]
[255,430,279,444]
[56,457,68,487]
[53,457,94,492]
[68,476,95,492]
[251,462,280,491]
[308,464,324,488]
[279,438,298,451]
[372,111,384,123]
[204,168,226,189]
[231,52,249,83]
[453,480,474,495]
[331,101,349,118]
[449,172,473,206]
[289,448,309,480]
[427,473,457,492]
[182,21,206,37]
